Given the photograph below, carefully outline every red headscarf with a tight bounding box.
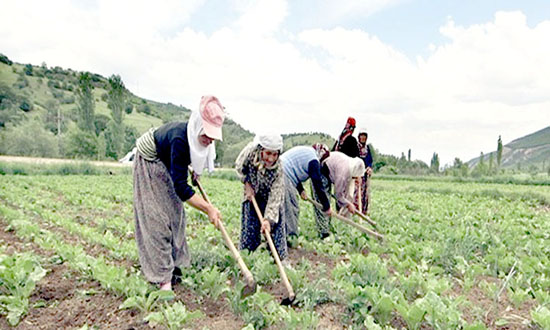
[335,117,356,151]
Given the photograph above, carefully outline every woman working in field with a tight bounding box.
[235,134,289,264]
[313,151,365,239]
[355,128,374,214]
[133,95,225,291]
[280,143,333,239]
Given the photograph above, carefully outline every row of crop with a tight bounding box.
[1,176,333,328]
[4,173,550,328]
[0,179,138,262]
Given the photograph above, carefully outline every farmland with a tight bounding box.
[1,173,549,329]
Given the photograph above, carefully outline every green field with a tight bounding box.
[0,174,549,329]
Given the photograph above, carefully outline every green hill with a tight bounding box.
[468,126,550,171]
[0,53,334,166]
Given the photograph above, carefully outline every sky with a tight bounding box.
[1,0,549,166]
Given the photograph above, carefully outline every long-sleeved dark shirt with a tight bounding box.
[333,135,359,158]
[153,122,195,202]
[361,144,373,169]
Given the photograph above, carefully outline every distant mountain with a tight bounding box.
[468,126,550,170]
[0,53,334,166]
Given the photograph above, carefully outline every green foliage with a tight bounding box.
[282,132,334,152]
[496,135,503,168]
[24,64,33,76]
[103,120,124,159]
[0,83,27,127]
[531,306,550,329]
[76,72,95,132]
[93,113,110,135]
[0,252,47,326]
[0,160,131,175]
[430,152,440,173]
[145,301,203,330]
[0,119,60,157]
[0,53,13,65]
[119,290,175,313]
[107,74,126,125]
[65,126,98,158]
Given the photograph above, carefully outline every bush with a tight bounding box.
[64,126,97,158]
[24,64,33,76]
[0,53,13,65]
[19,101,31,112]
[137,103,151,114]
[0,120,60,157]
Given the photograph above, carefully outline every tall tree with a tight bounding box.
[108,75,126,125]
[430,152,440,173]
[76,72,95,132]
[107,74,126,158]
[407,149,411,162]
[496,135,503,168]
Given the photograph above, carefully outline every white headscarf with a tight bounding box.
[187,109,214,175]
[254,134,283,151]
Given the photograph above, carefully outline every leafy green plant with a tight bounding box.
[145,301,203,330]
[531,306,550,329]
[0,252,47,326]
[119,290,175,313]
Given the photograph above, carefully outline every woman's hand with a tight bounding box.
[346,203,356,214]
[300,190,308,201]
[207,205,222,229]
[244,182,255,201]
[261,219,271,234]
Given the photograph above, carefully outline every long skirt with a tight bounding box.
[311,175,332,237]
[354,175,370,214]
[283,175,300,236]
[240,200,288,260]
[133,153,190,284]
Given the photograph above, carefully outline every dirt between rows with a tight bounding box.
[0,211,540,329]
[0,217,348,329]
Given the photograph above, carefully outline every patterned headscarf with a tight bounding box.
[357,128,369,158]
[312,143,330,162]
[334,117,356,151]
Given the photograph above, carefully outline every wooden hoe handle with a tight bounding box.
[250,196,295,300]
[355,212,377,227]
[194,178,255,287]
[306,197,384,241]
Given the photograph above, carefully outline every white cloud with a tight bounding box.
[233,0,288,36]
[0,3,548,166]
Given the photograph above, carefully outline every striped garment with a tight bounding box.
[281,146,317,187]
[136,128,158,161]
[283,174,300,236]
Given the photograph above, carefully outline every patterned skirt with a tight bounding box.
[354,175,370,214]
[133,153,190,284]
[311,175,332,237]
[240,199,288,260]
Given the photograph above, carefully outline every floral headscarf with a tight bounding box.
[312,143,330,162]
